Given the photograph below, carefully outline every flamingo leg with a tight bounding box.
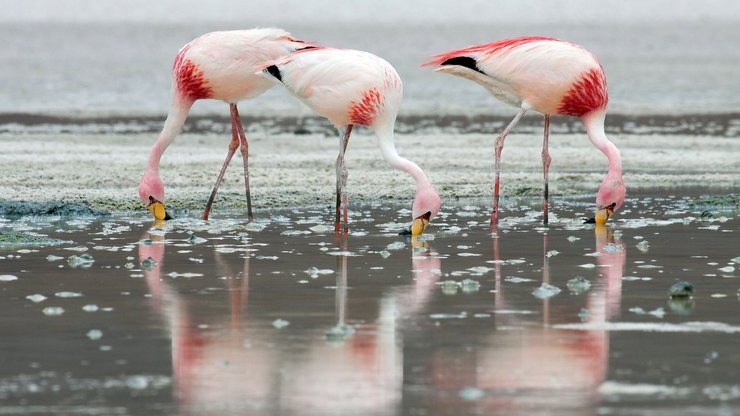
[335,125,353,233]
[542,232,550,327]
[492,108,527,225]
[231,104,254,222]
[542,114,552,225]
[202,105,241,220]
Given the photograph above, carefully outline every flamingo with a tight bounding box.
[259,47,441,235]
[137,28,317,221]
[424,37,625,225]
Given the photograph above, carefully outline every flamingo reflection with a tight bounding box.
[139,225,272,414]
[273,236,442,414]
[137,226,442,415]
[420,225,625,413]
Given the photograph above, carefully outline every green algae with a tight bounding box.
[0,231,72,248]
[690,194,740,211]
[0,200,110,218]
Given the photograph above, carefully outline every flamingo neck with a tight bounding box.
[375,127,433,191]
[582,110,621,174]
[146,99,192,173]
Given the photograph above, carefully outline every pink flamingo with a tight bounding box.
[425,37,625,225]
[137,28,317,221]
[260,48,441,235]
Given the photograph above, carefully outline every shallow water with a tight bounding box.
[1,194,739,416]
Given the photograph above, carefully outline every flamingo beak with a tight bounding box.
[147,196,172,221]
[586,203,616,225]
[399,211,432,236]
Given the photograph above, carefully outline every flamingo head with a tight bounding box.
[138,170,171,221]
[590,172,625,225]
[401,184,441,236]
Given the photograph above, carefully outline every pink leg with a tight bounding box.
[542,114,552,225]
[492,108,527,226]
[335,125,353,233]
[202,105,240,220]
[231,104,254,222]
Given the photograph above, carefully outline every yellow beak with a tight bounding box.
[147,197,169,221]
[593,204,616,225]
[410,211,432,236]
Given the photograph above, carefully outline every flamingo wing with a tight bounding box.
[262,48,403,127]
[425,37,608,115]
[174,29,318,103]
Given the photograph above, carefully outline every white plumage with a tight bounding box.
[262,47,440,234]
[139,28,315,221]
[426,37,623,225]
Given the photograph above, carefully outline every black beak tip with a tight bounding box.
[584,217,596,224]
[399,227,412,236]
[164,211,173,221]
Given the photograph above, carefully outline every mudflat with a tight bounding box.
[1,117,738,216]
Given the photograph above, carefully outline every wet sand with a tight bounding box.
[0,195,738,415]
[1,115,739,216]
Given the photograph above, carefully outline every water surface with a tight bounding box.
[1,193,739,415]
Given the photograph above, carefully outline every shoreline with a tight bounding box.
[2,111,740,137]
[1,125,738,216]
[1,189,737,219]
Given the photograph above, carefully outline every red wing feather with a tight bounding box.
[422,36,560,67]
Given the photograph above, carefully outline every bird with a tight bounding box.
[259,47,441,235]
[137,28,317,222]
[424,37,625,226]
